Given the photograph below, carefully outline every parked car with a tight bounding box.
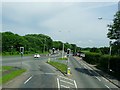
[34,54,40,58]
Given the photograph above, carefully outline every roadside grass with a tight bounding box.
[0,66,26,84]
[58,57,68,60]
[81,50,90,53]
[47,61,67,74]
[2,66,13,71]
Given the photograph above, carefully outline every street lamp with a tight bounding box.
[58,31,65,58]
[98,17,113,72]
[108,41,112,72]
[62,43,64,58]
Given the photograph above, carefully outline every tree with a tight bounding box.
[53,41,63,50]
[2,32,26,52]
[107,11,120,55]
[90,47,100,53]
[70,44,77,53]
[107,11,120,40]
[99,47,109,55]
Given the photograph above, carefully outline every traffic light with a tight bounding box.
[52,48,55,54]
[67,48,70,57]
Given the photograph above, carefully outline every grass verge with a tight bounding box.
[47,61,67,75]
[0,66,26,84]
[58,57,68,60]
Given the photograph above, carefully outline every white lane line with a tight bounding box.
[74,80,77,88]
[44,73,56,75]
[57,78,60,88]
[102,77,109,82]
[61,85,70,88]
[24,76,33,84]
[60,80,74,85]
[59,76,74,81]
[105,85,110,89]
[84,66,87,69]
[95,76,101,81]
[82,61,101,76]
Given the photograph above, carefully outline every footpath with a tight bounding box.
[74,56,120,88]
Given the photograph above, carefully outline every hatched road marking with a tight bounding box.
[58,75,77,88]
[57,78,60,89]
[59,75,74,81]
[74,80,77,88]
[60,79,74,85]
[61,85,70,88]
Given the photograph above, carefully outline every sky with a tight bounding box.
[1,1,120,48]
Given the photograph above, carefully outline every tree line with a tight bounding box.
[1,31,81,55]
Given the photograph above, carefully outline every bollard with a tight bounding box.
[47,58,50,63]
[67,67,71,75]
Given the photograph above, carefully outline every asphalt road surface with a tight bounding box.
[69,56,119,89]
[2,54,120,89]
[2,55,62,88]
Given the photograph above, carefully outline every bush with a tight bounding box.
[84,52,101,64]
[98,55,120,73]
[98,55,109,71]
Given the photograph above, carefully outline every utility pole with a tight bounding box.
[43,38,46,53]
[108,41,112,72]
[62,43,64,58]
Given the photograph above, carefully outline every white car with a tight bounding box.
[34,54,40,58]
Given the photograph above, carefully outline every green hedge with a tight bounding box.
[99,55,120,72]
[84,52,120,75]
[84,52,101,64]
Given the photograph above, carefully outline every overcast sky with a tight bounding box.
[2,1,119,48]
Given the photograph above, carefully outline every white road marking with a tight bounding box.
[74,80,77,88]
[60,80,74,85]
[24,76,33,84]
[59,76,74,81]
[102,77,109,82]
[57,78,60,88]
[95,76,101,81]
[76,58,118,88]
[61,85,70,88]
[84,66,87,69]
[105,85,110,89]
[44,73,56,75]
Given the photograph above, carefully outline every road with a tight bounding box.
[69,56,119,89]
[2,54,119,89]
[2,55,62,88]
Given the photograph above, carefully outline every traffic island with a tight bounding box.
[58,57,68,60]
[47,61,68,75]
[0,66,26,84]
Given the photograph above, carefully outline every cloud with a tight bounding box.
[2,0,120,2]
[2,2,118,47]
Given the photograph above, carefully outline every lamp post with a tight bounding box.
[59,31,65,58]
[98,17,113,72]
[108,41,112,72]
[62,43,64,58]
